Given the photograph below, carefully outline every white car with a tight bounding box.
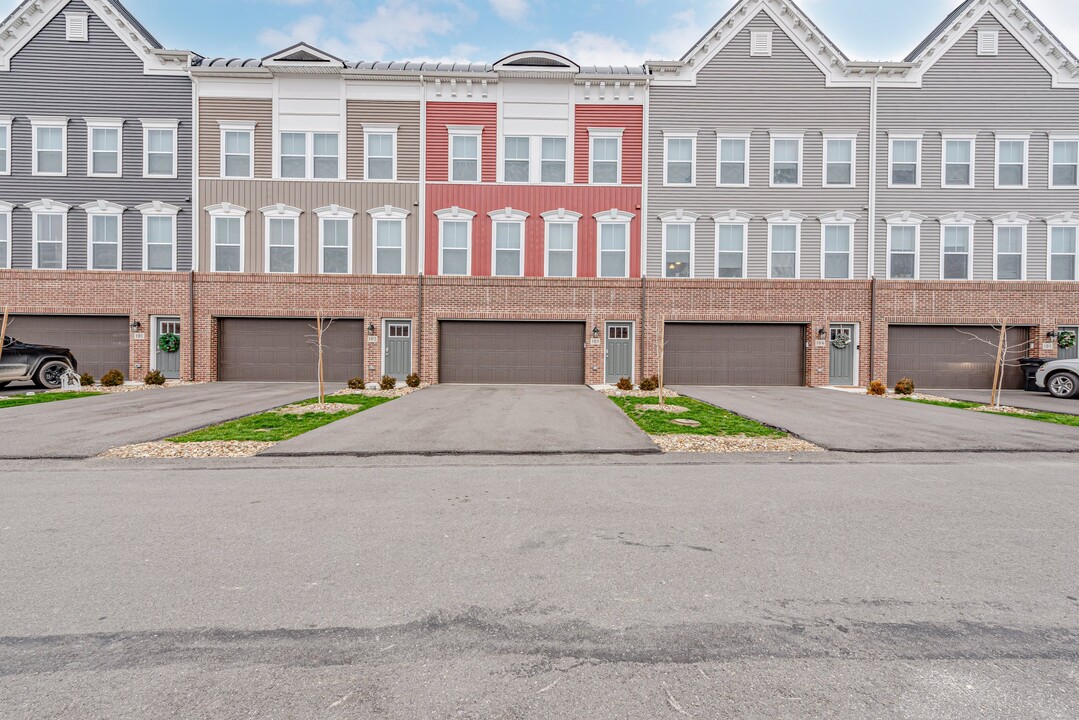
[1034,359,1079,399]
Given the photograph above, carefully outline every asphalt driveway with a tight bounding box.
[266,385,658,456]
[0,382,321,459]
[925,388,1079,416]
[673,386,1079,453]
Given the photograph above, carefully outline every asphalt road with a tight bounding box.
[1,453,1077,718]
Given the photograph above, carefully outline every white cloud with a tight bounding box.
[1015,0,1079,53]
[489,0,528,23]
[545,8,707,65]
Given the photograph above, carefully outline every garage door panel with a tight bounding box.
[218,318,363,383]
[9,315,129,379]
[440,321,585,385]
[887,326,1029,389]
[664,324,805,386]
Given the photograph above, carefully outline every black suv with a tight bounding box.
[0,336,78,389]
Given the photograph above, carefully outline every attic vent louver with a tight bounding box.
[978,29,999,56]
[750,31,772,57]
[65,13,88,42]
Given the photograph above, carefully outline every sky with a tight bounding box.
[4,0,1078,65]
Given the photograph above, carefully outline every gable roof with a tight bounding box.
[262,42,345,67]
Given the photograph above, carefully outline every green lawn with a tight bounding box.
[170,394,394,443]
[902,397,1079,428]
[0,391,102,409]
[610,396,785,437]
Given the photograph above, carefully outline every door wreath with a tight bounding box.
[157,332,181,353]
[831,334,852,350]
[1058,331,1077,350]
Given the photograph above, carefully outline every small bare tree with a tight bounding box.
[307,310,334,404]
[655,315,668,406]
[0,307,9,364]
[955,320,1029,407]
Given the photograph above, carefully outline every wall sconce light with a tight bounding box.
[1047,330,1059,340]
[367,322,376,336]
[129,320,141,332]
[817,327,826,339]
[592,326,601,340]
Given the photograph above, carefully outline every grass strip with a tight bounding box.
[610,396,786,437]
[170,394,394,443]
[0,391,102,409]
[901,397,1079,428]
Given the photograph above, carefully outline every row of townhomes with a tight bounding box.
[1,0,1077,390]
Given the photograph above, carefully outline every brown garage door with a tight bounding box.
[664,323,805,386]
[9,315,129,379]
[887,325,1030,390]
[439,321,585,384]
[218,318,363,382]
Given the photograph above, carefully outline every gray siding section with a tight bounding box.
[647,12,870,279]
[0,0,192,272]
[876,15,1079,280]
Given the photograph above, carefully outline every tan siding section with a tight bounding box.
[198,98,274,179]
[346,100,422,181]
[199,180,420,275]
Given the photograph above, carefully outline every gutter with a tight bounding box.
[867,66,882,383]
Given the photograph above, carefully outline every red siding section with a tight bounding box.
[574,105,644,185]
[426,102,498,183]
[426,184,642,278]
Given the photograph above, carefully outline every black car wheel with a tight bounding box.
[33,360,72,390]
[1047,371,1079,399]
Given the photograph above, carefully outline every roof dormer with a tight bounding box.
[494,51,580,74]
[262,43,345,68]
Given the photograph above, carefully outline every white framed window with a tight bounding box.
[488,208,528,277]
[663,133,696,186]
[138,202,179,272]
[31,117,68,176]
[818,212,857,280]
[370,205,409,275]
[1049,224,1078,281]
[995,135,1028,189]
[504,136,530,182]
[0,115,10,175]
[315,205,356,275]
[27,199,69,269]
[888,135,921,187]
[280,132,306,178]
[436,207,475,276]
[541,209,580,278]
[448,126,482,183]
[659,211,699,278]
[85,118,123,178]
[142,119,178,179]
[886,227,918,280]
[220,122,255,179]
[364,125,397,181]
[994,226,1025,280]
[0,202,11,269]
[767,216,802,278]
[942,135,975,188]
[590,129,623,185]
[313,133,339,179]
[541,137,567,183]
[713,211,750,279]
[260,204,301,274]
[206,203,247,273]
[937,212,977,281]
[278,132,339,180]
[1050,136,1079,189]
[770,134,802,187]
[80,200,125,271]
[716,134,749,187]
[595,209,634,278]
[823,135,855,187]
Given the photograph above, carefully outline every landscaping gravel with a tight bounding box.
[99,441,274,459]
[596,387,682,399]
[332,386,425,399]
[274,402,358,415]
[652,434,822,454]
[637,404,689,413]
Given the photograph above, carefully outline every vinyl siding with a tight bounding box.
[876,14,1079,281]
[647,12,870,279]
[574,105,644,185]
[198,179,420,275]
[346,100,421,181]
[198,98,273,179]
[0,0,193,272]
[426,102,498,183]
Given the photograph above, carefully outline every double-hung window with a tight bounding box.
[436,208,474,276]
[0,116,10,175]
[370,206,408,275]
[541,138,567,183]
[770,134,802,187]
[541,210,580,278]
[1050,225,1078,281]
[31,117,68,176]
[1050,137,1079,188]
[822,225,852,279]
[313,133,339,178]
[714,218,747,278]
[82,201,124,271]
[994,225,1025,280]
[716,135,749,187]
[316,205,355,275]
[887,225,918,279]
[260,205,300,273]
[941,225,972,280]
[504,136,530,182]
[28,200,69,269]
[280,132,307,178]
[663,224,693,278]
[590,130,622,185]
[207,203,247,273]
[220,122,255,179]
[889,135,921,187]
[0,202,10,269]
[363,125,397,181]
[138,202,179,272]
[142,120,178,178]
[823,136,854,187]
[87,119,123,177]
[768,223,799,278]
[489,209,527,277]
[279,132,340,179]
[995,136,1027,188]
[942,136,974,188]
[664,134,695,186]
[596,210,633,278]
[449,126,482,182]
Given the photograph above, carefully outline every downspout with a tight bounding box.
[640,74,650,279]
[640,277,647,381]
[417,273,424,380]
[869,275,876,383]
[867,66,882,383]
[189,72,200,381]
[418,75,427,380]
[188,270,196,381]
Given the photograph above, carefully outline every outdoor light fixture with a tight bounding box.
[817,327,826,339]
[367,322,376,336]
[129,320,141,331]
[592,326,601,340]
[1047,330,1059,339]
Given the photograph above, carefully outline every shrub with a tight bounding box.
[405,373,421,388]
[144,370,166,386]
[867,379,887,396]
[615,377,634,391]
[100,369,125,387]
[639,375,659,392]
[347,377,365,390]
[893,377,915,396]
[79,372,95,387]
[379,375,397,391]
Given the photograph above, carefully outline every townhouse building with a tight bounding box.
[0,0,1076,390]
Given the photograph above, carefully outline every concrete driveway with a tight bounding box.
[925,388,1079,416]
[266,385,658,456]
[673,386,1079,453]
[0,382,321,459]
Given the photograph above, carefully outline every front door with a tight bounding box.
[1060,326,1078,361]
[154,317,181,379]
[829,324,856,386]
[384,321,412,382]
[605,323,633,384]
